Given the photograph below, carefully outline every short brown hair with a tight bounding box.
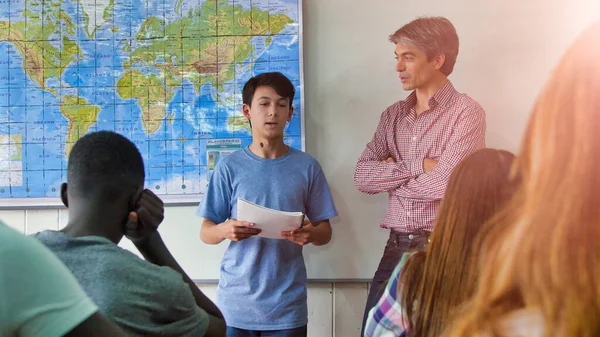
[389,16,459,76]
[242,72,295,107]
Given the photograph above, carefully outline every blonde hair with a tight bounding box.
[400,149,518,337]
[443,21,600,337]
[389,16,459,76]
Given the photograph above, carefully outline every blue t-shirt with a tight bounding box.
[197,147,338,330]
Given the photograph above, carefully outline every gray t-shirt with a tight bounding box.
[33,230,209,337]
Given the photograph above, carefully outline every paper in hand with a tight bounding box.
[236,198,304,239]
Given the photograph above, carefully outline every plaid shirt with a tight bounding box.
[364,253,411,337]
[354,81,485,232]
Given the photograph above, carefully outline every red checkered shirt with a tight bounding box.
[354,81,486,233]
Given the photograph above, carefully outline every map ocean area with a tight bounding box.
[0,0,304,203]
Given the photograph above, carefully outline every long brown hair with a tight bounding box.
[443,21,600,337]
[399,148,519,337]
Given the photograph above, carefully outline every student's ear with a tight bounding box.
[287,105,294,122]
[242,103,251,120]
[242,103,252,129]
[60,183,69,208]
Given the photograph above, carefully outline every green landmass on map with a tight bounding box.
[78,0,114,38]
[122,0,292,134]
[10,135,23,161]
[0,1,81,96]
[128,0,291,94]
[117,69,176,134]
[227,115,251,134]
[103,0,115,21]
[61,95,101,155]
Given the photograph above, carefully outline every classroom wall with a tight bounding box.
[299,0,600,280]
[1,0,599,336]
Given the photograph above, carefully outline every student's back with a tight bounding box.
[33,130,225,336]
[33,230,207,335]
[0,222,127,337]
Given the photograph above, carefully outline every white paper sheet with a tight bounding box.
[236,198,304,239]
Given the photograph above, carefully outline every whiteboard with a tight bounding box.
[5,0,600,281]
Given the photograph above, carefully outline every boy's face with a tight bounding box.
[242,85,294,140]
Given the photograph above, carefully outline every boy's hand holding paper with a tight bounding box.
[280,219,315,246]
[217,219,262,242]
[236,198,304,239]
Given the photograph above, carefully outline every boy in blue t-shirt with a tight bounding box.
[197,72,338,336]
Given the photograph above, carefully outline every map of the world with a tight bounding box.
[0,0,304,205]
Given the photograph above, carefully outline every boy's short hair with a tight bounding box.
[389,16,459,76]
[67,131,144,200]
[242,72,296,107]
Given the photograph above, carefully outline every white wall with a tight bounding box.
[301,0,600,280]
[2,0,600,335]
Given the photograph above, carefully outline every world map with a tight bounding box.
[0,0,303,204]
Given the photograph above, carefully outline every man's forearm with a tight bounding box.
[393,114,485,201]
[354,159,422,194]
[134,232,224,319]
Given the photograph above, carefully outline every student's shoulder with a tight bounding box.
[1,222,27,245]
[1,224,53,260]
[97,243,177,279]
[287,148,323,170]
[33,230,173,280]
[33,230,119,257]
[212,148,249,171]
[31,229,66,245]
[286,149,331,183]
[92,243,188,295]
[0,224,100,337]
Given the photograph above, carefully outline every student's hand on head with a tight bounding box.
[125,189,165,243]
[385,156,395,163]
[218,219,261,241]
[423,158,438,173]
[280,219,314,246]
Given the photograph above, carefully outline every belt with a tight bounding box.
[390,229,431,244]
